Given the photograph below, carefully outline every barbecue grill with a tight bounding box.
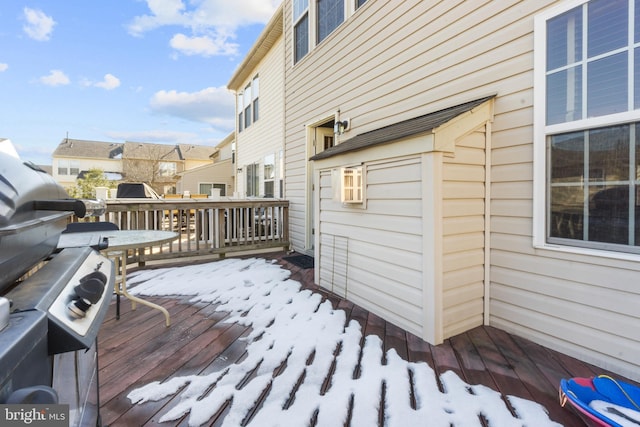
[0,143,114,427]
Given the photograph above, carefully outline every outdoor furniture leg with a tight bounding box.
[111,250,170,327]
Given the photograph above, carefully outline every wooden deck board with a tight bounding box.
[97,252,634,426]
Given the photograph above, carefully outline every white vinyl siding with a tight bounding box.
[177,159,234,197]
[442,129,487,338]
[315,120,489,343]
[284,0,536,253]
[284,0,640,381]
[53,157,122,187]
[317,158,425,336]
[235,35,285,198]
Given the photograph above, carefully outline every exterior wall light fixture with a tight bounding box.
[334,119,349,135]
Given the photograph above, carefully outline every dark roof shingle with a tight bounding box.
[53,139,123,159]
[310,96,494,161]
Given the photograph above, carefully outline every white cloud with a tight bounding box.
[128,0,278,34]
[170,33,238,57]
[127,0,188,35]
[127,0,279,57]
[39,70,69,86]
[149,86,235,128]
[23,8,56,41]
[95,74,121,90]
[0,63,8,72]
[80,74,121,90]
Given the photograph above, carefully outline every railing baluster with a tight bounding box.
[96,198,288,263]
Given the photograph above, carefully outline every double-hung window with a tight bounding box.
[238,76,259,130]
[535,0,640,253]
[317,0,344,44]
[238,92,244,133]
[158,162,176,178]
[264,153,275,198]
[244,84,252,130]
[294,0,309,63]
[294,0,359,64]
[57,159,80,176]
[252,75,260,122]
[246,163,259,197]
[199,183,226,197]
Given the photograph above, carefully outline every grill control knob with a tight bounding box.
[67,297,93,319]
[66,272,106,320]
[76,273,107,304]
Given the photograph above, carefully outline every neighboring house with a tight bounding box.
[178,143,221,172]
[227,3,285,199]
[52,138,217,195]
[177,133,235,197]
[122,141,215,195]
[265,0,640,382]
[52,138,124,190]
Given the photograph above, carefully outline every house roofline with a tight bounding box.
[227,2,283,90]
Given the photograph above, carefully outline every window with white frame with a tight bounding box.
[158,161,176,177]
[244,84,252,130]
[294,0,309,63]
[252,75,260,122]
[317,0,344,44]
[341,165,363,204]
[264,153,275,198]
[57,159,80,176]
[536,0,640,253]
[246,163,260,197]
[199,182,226,196]
[237,76,259,130]
[294,0,354,63]
[238,92,244,132]
[279,149,284,198]
[356,0,367,8]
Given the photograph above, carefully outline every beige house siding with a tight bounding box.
[281,0,640,381]
[283,0,545,252]
[183,159,213,172]
[177,159,233,196]
[313,104,491,344]
[231,18,285,198]
[316,156,426,337]
[442,129,486,338]
[53,157,122,189]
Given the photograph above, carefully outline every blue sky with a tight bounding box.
[0,1,280,165]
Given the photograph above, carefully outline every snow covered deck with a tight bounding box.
[97,252,624,426]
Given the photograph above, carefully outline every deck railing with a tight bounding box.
[93,198,289,265]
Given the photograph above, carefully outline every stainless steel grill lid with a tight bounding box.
[0,151,87,292]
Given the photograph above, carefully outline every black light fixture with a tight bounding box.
[334,119,349,135]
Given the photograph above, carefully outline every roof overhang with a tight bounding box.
[227,3,283,90]
[310,96,495,163]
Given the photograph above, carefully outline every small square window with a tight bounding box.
[341,166,363,203]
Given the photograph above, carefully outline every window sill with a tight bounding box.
[533,241,640,263]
